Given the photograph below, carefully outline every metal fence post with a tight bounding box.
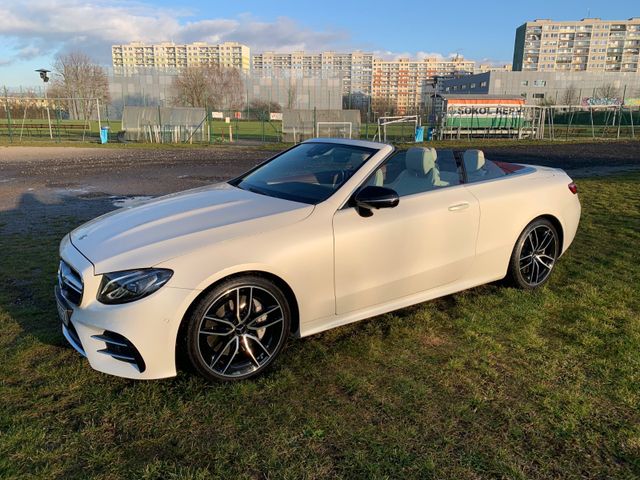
[4,88,13,143]
[616,104,622,140]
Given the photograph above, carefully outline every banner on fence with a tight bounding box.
[624,98,640,107]
[211,112,224,119]
[270,112,283,121]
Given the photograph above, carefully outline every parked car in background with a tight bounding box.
[56,139,581,381]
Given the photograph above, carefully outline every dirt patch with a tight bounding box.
[0,142,638,235]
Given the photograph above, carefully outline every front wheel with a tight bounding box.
[185,275,291,381]
[506,218,559,289]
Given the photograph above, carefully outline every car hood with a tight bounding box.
[70,183,314,274]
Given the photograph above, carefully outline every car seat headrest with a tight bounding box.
[463,150,486,172]
[406,147,437,176]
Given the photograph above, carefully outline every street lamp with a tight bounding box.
[35,68,53,139]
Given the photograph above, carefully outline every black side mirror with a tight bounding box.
[353,186,399,216]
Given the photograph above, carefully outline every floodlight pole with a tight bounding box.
[36,69,53,139]
[43,84,53,139]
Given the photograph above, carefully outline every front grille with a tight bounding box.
[92,331,147,372]
[58,260,83,305]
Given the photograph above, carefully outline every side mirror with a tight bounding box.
[353,186,399,214]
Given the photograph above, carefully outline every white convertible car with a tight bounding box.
[56,139,581,381]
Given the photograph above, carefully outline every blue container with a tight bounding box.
[426,127,434,141]
[100,126,109,144]
[414,126,424,142]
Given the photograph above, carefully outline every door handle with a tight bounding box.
[448,202,470,212]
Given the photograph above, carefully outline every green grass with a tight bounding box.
[1,174,639,479]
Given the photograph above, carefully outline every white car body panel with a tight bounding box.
[333,185,480,314]
[57,138,581,379]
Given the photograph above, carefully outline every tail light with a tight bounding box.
[568,182,578,194]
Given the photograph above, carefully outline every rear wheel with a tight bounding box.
[185,275,291,381]
[507,218,559,289]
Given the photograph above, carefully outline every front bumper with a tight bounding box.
[58,237,198,380]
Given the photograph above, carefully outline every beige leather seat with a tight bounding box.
[387,147,448,196]
[463,149,487,182]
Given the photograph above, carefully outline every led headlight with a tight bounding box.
[97,269,173,304]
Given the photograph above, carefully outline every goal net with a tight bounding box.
[316,121,353,139]
[282,109,361,142]
[373,115,420,142]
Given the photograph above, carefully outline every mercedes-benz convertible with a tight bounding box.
[56,139,581,381]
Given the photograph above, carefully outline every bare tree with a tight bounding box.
[595,83,620,100]
[49,51,110,120]
[248,99,281,120]
[172,66,244,110]
[560,84,579,105]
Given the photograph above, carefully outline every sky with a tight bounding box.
[0,0,637,87]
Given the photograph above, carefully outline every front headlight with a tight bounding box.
[97,269,173,304]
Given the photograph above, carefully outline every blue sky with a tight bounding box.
[0,0,637,87]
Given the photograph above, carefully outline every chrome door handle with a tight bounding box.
[448,202,470,212]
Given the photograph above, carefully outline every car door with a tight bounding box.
[332,148,480,315]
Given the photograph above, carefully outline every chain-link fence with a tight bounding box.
[3,88,640,144]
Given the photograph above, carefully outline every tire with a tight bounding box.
[506,218,560,289]
[185,275,291,382]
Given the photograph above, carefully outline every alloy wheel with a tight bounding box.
[196,285,285,379]
[519,224,557,287]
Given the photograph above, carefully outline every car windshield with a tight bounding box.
[231,143,377,204]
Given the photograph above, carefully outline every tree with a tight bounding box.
[560,84,579,105]
[595,83,620,100]
[172,66,244,110]
[49,51,110,120]
[247,99,281,120]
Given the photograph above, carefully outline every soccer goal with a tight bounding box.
[316,121,353,139]
[373,115,420,142]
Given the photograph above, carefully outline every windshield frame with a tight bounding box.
[228,141,381,205]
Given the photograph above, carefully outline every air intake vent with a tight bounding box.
[92,331,146,372]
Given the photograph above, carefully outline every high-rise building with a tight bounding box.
[371,56,476,114]
[251,51,374,103]
[513,18,640,73]
[111,42,250,74]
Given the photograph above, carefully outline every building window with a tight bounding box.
[533,80,547,87]
[533,93,545,99]
[521,80,529,86]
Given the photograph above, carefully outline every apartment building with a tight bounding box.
[111,42,250,74]
[371,56,476,114]
[513,18,640,73]
[476,63,512,73]
[251,51,374,102]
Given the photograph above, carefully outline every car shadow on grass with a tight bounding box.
[0,192,114,348]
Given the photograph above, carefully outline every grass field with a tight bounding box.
[1,173,639,479]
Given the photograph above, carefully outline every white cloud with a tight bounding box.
[0,1,350,65]
[372,50,462,61]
